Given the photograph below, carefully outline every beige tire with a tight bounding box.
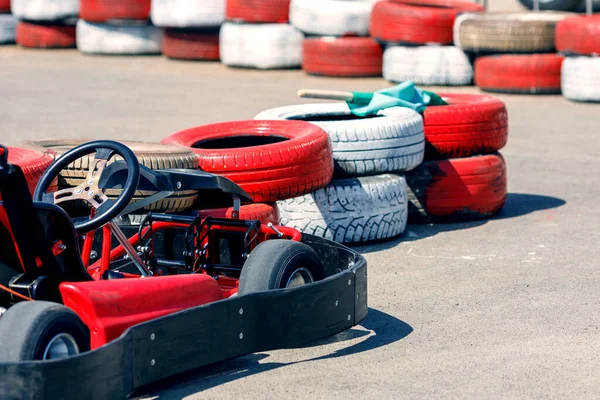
[24,139,200,213]
[454,11,576,53]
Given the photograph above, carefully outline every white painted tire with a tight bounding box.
[0,14,17,44]
[219,22,303,69]
[11,0,79,21]
[277,174,408,244]
[289,0,377,37]
[561,56,600,102]
[255,102,425,175]
[76,20,162,55]
[150,0,225,28]
[383,45,473,86]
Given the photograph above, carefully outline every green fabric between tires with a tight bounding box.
[346,81,448,116]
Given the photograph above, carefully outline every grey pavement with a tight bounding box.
[2,2,600,397]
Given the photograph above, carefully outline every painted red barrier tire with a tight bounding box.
[163,29,219,61]
[226,0,290,23]
[370,0,484,45]
[423,93,508,159]
[406,153,507,223]
[195,203,280,224]
[80,0,151,22]
[475,54,563,95]
[1,147,56,201]
[555,15,600,56]
[161,120,334,203]
[302,37,383,77]
[16,22,76,49]
[0,0,9,12]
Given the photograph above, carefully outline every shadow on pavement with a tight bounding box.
[352,192,566,254]
[492,193,566,220]
[135,308,412,399]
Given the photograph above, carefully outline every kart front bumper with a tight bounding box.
[0,234,367,400]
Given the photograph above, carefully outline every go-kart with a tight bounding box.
[0,140,367,399]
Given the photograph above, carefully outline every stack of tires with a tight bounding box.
[405,94,509,223]
[254,104,426,244]
[0,0,16,45]
[455,11,576,94]
[290,0,383,77]
[556,14,600,102]
[151,0,224,61]
[11,0,78,49]
[76,0,162,55]
[161,120,335,224]
[372,0,483,86]
[220,0,303,69]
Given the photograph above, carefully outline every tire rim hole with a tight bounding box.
[43,333,80,360]
[193,135,289,149]
[285,267,314,288]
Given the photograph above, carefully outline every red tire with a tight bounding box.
[556,15,600,56]
[423,93,508,159]
[16,22,76,49]
[475,54,563,95]
[163,29,219,61]
[0,0,10,12]
[302,37,383,77]
[80,0,151,22]
[0,147,56,201]
[226,0,290,23]
[370,0,484,45]
[406,153,507,222]
[195,203,280,224]
[161,120,334,203]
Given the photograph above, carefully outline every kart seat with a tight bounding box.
[0,162,92,288]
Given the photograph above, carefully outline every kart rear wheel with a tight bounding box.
[237,240,325,295]
[0,301,90,361]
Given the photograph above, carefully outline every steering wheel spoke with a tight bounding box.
[52,187,78,204]
[94,197,116,215]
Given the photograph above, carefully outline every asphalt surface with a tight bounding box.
[2,2,600,398]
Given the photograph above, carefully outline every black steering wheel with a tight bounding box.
[33,140,140,234]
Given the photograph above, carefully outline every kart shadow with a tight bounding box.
[352,192,566,254]
[134,308,412,399]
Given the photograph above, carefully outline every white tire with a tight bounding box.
[76,20,162,55]
[0,14,17,44]
[289,0,378,37]
[561,56,600,102]
[150,0,225,28]
[255,102,425,175]
[383,45,474,86]
[11,0,79,21]
[277,174,408,244]
[219,22,303,69]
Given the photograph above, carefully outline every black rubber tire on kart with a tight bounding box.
[237,240,325,295]
[0,301,90,362]
[518,0,580,11]
[24,139,200,213]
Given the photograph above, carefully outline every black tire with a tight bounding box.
[0,301,90,361]
[237,240,325,295]
[518,0,580,10]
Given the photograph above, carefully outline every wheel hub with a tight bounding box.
[42,333,80,360]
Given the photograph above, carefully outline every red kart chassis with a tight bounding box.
[0,144,367,399]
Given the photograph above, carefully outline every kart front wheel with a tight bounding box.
[0,301,90,362]
[237,239,325,295]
